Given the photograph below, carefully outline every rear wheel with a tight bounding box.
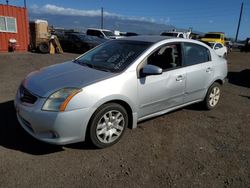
[203,82,221,110]
[88,103,128,148]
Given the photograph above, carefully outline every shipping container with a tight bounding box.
[0,4,29,52]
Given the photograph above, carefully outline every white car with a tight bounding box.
[161,30,191,39]
[86,28,123,39]
[208,42,227,58]
[15,36,228,148]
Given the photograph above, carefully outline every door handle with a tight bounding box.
[176,75,184,81]
[206,67,212,73]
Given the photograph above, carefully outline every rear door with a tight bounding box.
[182,42,214,103]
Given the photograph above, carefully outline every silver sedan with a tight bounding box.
[15,36,228,148]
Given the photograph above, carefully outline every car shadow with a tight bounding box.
[0,100,64,155]
[227,69,250,88]
[240,95,250,100]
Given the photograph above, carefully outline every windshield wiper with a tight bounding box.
[94,66,112,72]
[73,59,94,68]
[73,59,112,72]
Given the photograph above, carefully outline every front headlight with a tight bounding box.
[42,88,82,112]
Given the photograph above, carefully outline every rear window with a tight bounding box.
[102,31,115,37]
[204,34,221,39]
[161,32,178,37]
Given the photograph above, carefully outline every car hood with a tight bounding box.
[22,61,115,97]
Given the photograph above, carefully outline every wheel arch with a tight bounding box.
[214,79,224,85]
[88,98,135,131]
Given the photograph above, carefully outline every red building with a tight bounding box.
[0,4,29,52]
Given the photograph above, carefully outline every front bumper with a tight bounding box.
[14,95,92,145]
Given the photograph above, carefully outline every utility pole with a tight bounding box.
[24,0,27,8]
[6,0,9,5]
[101,7,104,29]
[235,2,243,42]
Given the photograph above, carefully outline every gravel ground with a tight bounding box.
[0,51,249,188]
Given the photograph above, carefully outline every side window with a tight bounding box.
[179,34,184,38]
[183,43,211,66]
[215,43,222,49]
[0,16,17,33]
[98,31,104,38]
[147,44,182,70]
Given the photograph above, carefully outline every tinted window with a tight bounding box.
[179,34,184,38]
[161,32,178,37]
[147,44,182,70]
[102,31,115,37]
[184,43,210,66]
[215,43,223,49]
[87,30,102,37]
[204,34,221,39]
[75,40,152,72]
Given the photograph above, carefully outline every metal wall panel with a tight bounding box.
[0,4,29,52]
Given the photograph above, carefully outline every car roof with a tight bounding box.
[87,28,113,32]
[118,35,174,43]
[115,35,211,49]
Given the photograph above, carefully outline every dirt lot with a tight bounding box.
[0,51,249,188]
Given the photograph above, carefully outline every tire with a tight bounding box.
[203,82,221,110]
[38,43,49,53]
[88,103,128,148]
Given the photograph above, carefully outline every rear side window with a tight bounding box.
[183,43,211,66]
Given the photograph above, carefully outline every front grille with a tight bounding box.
[19,85,38,104]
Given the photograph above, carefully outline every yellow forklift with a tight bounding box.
[29,20,63,53]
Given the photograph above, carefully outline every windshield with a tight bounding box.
[204,34,221,39]
[103,31,115,37]
[74,40,152,73]
[161,33,178,37]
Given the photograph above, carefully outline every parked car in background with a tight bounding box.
[161,30,191,39]
[201,32,225,45]
[15,36,227,148]
[86,28,122,39]
[59,32,106,53]
[120,32,139,37]
[207,42,228,58]
[225,41,233,52]
[240,38,250,52]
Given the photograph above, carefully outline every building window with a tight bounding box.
[0,16,17,33]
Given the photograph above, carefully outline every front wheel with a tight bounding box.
[88,103,128,148]
[38,43,49,53]
[203,82,221,110]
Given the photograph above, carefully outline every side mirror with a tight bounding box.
[141,64,163,77]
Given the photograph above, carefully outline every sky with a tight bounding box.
[1,0,250,39]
